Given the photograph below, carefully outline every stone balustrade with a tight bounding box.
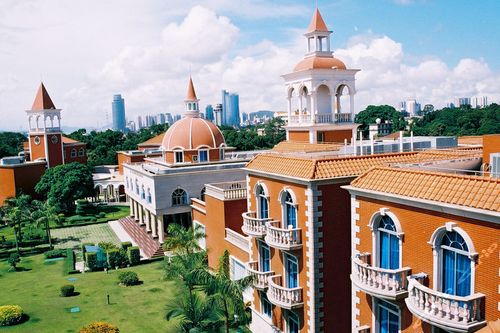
[267,275,303,309]
[241,211,271,237]
[246,261,274,290]
[264,221,302,250]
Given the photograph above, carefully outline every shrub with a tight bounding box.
[98,212,106,218]
[44,249,67,259]
[107,249,128,268]
[98,242,118,252]
[118,271,139,286]
[60,284,75,297]
[85,252,97,271]
[0,305,24,326]
[79,322,119,333]
[63,249,76,275]
[7,254,20,271]
[127,246,140,266]
[121,242,132,251]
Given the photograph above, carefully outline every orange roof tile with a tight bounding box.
[458,136,483,145]
[61,136,85,146]
[294,56,346,72]
[246,150,482,181]
[307,8,329,33]
[186,77,198,101]
[31,82,56,110]
[138,133,165,147]
[350,167,500,212]
[272,141,343,153]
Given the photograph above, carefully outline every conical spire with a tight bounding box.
[185,76,198,101]
[307,8,329,33]
[31,82,56,110]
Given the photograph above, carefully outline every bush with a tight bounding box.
[121,242,132,251]
[127,246,140,266]
[60,284,75,297]
[7,254,20,271]
[0,305,24,326]
[63,249,76,275]
[44,249,67,259]
[118,271,139,286]
[107,249,128,269]
[98,242,118,252]
[98,212,106,218]
[85,252,97,271]
[79,322,119,333]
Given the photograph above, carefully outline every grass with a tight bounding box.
[0,254,179,332]
[51,224,121,250]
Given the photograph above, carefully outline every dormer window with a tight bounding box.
[199,149,208,162]
[174,150,184,163]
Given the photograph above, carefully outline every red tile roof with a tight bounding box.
[31,83,56,110]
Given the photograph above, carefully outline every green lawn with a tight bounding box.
[0,254,179,333]
[51,224,121,250]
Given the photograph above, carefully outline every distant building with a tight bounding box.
[423,104,434,114]
[472,96,489,108]
[222,90,240,126]
[165,113,173,125]
[241,112,248,123]
[458,97,472,107]
[369,119,393,139]
[112,94,126,132]
[205,104,214,121]
[174,114,182,122]
[406,99,421,116]
[137,116,143,129]
[127,121,136,132]
[214,103,223,126]
[157,113,166,125]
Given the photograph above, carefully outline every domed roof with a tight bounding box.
[294,56,346,72]
[161,117,225,151]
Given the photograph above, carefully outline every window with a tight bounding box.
[440,231,471,296]
[282,191,297,228]
[71,148,77,158]
[198,149,208,162]
[147,188,152,203]
[135,179,139,195]
[230,257,247,281]
[219,148,225,160]
[378,216,399,269]
[286,310,299,333]
[376,299,399,333]
[125,177,129,189]
[317,131,325,143]
[200,187,206,201]
[141,185,145,200]
[259,241,271,272]
[172,188,188,206]
[260,291,272,319]
[256,184,269,219]
[285,254,298,288]
[78,148,85,157]
[195,223,206,250]
[174,150,184,163]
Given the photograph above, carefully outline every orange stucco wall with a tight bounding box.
[0,168,16,205]
[355,196,499,332]
[63,144,87,165]
[248,175,308,332]
[483,134,500,165]
[29,134,46,161]
[323,129,353,143]
[0,163,46,205]
[288,131,310,142]
[46,134,63,167]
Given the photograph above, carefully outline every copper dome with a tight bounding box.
[294,56,346,72]
[161,117,225,151]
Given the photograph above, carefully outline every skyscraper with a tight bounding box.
[214,104,223,126]
[221,90,240,126]
[112,94,126,132]
[205,104,214,121]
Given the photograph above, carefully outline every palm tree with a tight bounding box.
[31,200,58,249]
[163,223,205,256]
[1,195,31,254]
[193,250,253,333]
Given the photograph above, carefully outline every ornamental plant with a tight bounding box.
[79,322,119,333]
[117,271,139,286]
[0,305,24,326]
[60,284,75,297]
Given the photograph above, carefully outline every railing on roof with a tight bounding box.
[288,113,351,124]
[205,181,247,201]
[224,228,251,253]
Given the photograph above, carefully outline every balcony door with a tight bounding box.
[440,231,471,297]
[285,254,298,288]
[259,242,271,272]
[257,185,269,219]
[286,310,299,333]
[377,216,399,270]
[376,299,399,333]
[283,191,297,229]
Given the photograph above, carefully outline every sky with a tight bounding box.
[1,0,499,131]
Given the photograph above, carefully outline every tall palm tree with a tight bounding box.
[163,223,205,256]
[1,195,31,254]
[31,200,58,249]
[193,250,253,333]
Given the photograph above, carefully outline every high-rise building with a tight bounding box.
[165,113,173,124]
[205,104,214,121]
[137,115,143,129]
[157,113,166,125]
[112,94,126,132]
[214,104,223,126]
[405,99,421,117]
[221,90,240,126]
[458,97,471,107]
[472,96,488,108]
[174,114,182,122]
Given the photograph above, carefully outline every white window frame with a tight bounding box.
[260,291,273,321]
[372,297,401,333]
[71,148,77,158]
[174,150,184,163]
[368,209,404,269]
[198,149,209,162]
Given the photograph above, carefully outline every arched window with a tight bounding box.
[440,231,471,296]
[135,179,139,195]
[256,184,268,219]
[147,188,152,204]
[71,148,77,158]
[172,188,188,206]
[282,191,296,228]
[141,185,145,200]
[200,187,206,201]
[377,216,399,270]
[78,148,85,157]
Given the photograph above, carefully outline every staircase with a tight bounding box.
[118,217,164,259]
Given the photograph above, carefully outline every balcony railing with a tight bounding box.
[241,211,271,237]
[351,255,411,300]
[267,275,303,309]
[224,228,251,253]
[288,113,352,125]
[246,261,274,290]
[264,221,302,250]
[335,113,352,123]
[405,276,486,333]
[205,181,247,201]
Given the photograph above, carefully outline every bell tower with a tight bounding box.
[26,83,64,167]
[184,76,200,118]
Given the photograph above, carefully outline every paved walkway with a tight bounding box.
[51,223,121,249]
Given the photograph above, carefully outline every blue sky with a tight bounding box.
[0,0,499,130]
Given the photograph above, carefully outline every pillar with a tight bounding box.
[151,214,158,238]
[138,206,145,225]
[350,93,355,122]
[157,216,165,244]
[287,97,292,122]
[129,198,134,218]
[146,210,152,233]
[310,92,316,119]
[298,94,303,123]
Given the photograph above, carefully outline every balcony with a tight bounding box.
[205,181,247,201]
[405,276,486,333]
[288,113,352,125]
[246,261,274,290]
[264,221,302,251]
[351,254,411,300]
[267,275,303,309]
[241,211,271,237]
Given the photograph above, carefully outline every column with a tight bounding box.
[331,93,336,122]
[287,97,292,122]
[151,214,158,238]
[129,199,134,218]
[157,216,165,243]
[134,201,139,221]
[146,210,152,233]
[350,93,355,122]
[310,92,316,120]
[298,94,303,123]
[138,206,145,225]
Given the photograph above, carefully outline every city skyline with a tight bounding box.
[1,0,500,131]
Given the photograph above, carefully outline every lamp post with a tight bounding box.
[406,119,415,151]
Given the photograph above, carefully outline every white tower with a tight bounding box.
[282,8,360,144]
[184,76,200,118]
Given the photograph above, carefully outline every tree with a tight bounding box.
[163,224,205,256]
[193,251,253,333]
[7,253,21,271]
[355,105,406,136]
[1,195,31,254]
[0,132,27,159]
[35,162,94,213]
[31,200,59,248]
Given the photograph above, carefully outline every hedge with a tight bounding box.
[63,249,77,275]
[121,242,132,251]
[44,249,67,259]
[0,305,24,326]
[107,249,128,269]
[127,246,140,266]
[0,244,51,259]
[85,252,97,271]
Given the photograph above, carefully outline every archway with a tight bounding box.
[335,85,352,120]
[316,85,331,114]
